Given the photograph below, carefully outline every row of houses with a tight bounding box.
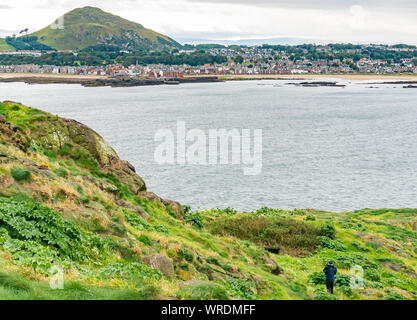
[1,57,416,77]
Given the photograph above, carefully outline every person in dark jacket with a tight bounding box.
[323,261,337,294]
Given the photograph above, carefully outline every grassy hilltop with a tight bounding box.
[3,7,180,52]
[0,101,416,300]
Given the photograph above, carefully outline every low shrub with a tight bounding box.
[10,167,31,182]
[319,236,347,251]
[209,215,325,256]
[178,249,194,262]
[351,240,369,252]
[185,211,205,229]
[384,290,408,300]
[138,235,153,246]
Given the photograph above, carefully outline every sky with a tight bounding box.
[0,0,417,44]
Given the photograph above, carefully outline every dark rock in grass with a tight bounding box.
[143,255,174,278]
[19,157,39,167]
[382,261,403,272]
[135,205,149,219]
[263,255,283,275]
[162,199,184,220]
[252,276,273,294]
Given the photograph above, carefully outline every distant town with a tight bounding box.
[1,43,417,78]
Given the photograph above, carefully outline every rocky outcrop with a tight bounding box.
[139,191,184,219]
[1,101,186,219]
[28,116,146,194]
[143,254,174,278]
[0,115,29,151]
[262,255,283,275]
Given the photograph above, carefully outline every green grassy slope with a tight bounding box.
[0,101,416,300]
[29,6,180,51]
[0,39,13,51]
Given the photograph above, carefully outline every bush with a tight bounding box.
[321,223,336,239]
[185,211,205,229]
[319,236,347,251]
[11,167,31,182]
[351,240,369,252]
[306,215,316,221]
[209,215,325,256]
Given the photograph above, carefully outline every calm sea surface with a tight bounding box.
[1,79,416,212]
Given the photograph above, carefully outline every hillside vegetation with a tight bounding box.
[0,101,416,300]
[0,39,13,51]
[7,6,180,51]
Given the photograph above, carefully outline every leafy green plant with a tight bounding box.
[364,269,381,282]
[351,240,369,252]
[97,262,162,281]
[224,278,257,300]
[321,223,336,239]
[309,271,351,288]
[384,290,408,300]
[185,211,205,229]
[123,209,151,230]
[138,235,153,246]
[0,197,110,272]
[319,236,347,251]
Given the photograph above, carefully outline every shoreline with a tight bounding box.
[0,72,417,87]
[209,74,417,81]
